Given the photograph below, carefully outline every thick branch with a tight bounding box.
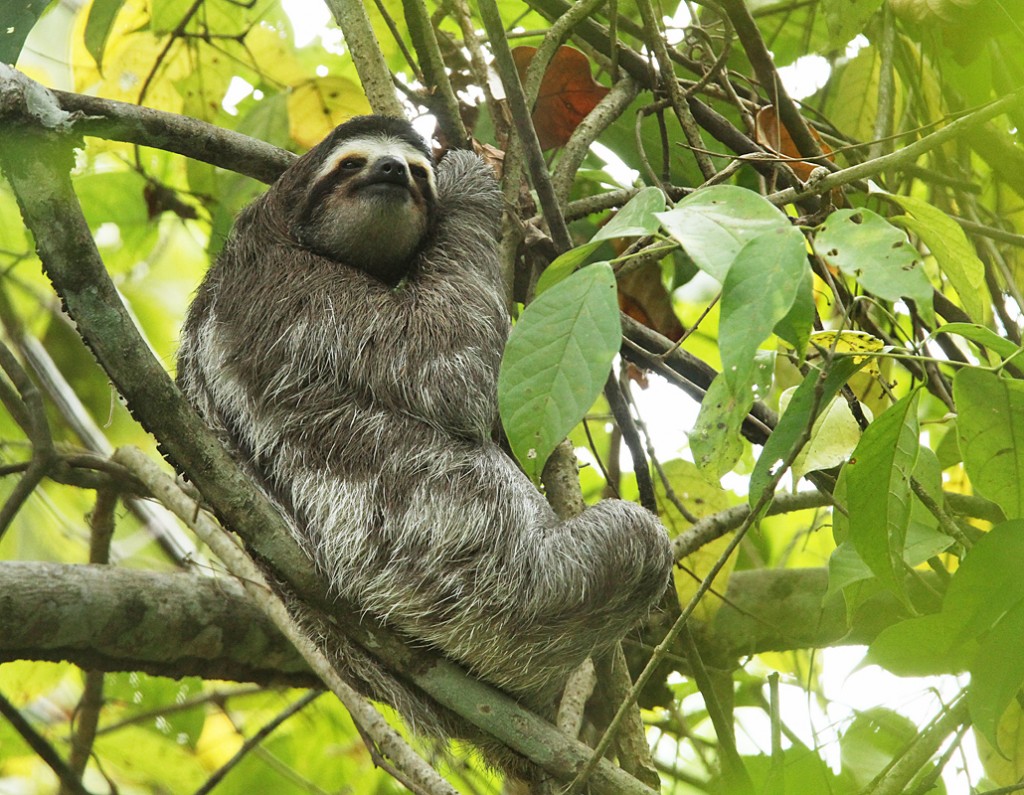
[51,88,293,183]
[322,0,404,117]
[0,561,315,685]
[1,562,905,681]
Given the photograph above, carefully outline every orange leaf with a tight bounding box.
[512,46,609,150]
[755,105,834,182]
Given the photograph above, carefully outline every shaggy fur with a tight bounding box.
[177,115,673,772]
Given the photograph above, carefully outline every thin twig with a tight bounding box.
[192,691,322,795]
[604,372,656,512]
[322,0,404,116]
[767,87,1024,206]
[0,691,93,795]
[635,0,716,180]
[0,338,55,539]
[62,671,104,795]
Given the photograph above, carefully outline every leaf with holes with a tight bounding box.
[814,208,933,323]
[499,263,621,481]
[657,185,793,282]
[887,193,987,323]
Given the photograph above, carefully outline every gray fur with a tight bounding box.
[177,116,672,773]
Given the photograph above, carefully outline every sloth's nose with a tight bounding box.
[369,156,409,186]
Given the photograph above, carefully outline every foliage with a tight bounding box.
[1,0,1023,792]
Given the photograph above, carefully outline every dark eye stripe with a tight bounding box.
[410,164,428,179]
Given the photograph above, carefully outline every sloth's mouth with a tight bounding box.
[358,180,412,199]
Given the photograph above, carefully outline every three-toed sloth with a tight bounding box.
[177,115,672,772]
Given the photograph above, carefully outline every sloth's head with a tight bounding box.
[279,116,437,285]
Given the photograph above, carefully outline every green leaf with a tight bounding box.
[750,355,864,507]
[656,185,793,282]
[690,353,774,480]
[867,612,970,677]
[840,707,917,788]
[719,226,808,396]
[0,0,49,65]
[936,322,1022,365]
[498,263,621,480]
[822,0,884,48]
[535,246,602,295]
[536,187,666,295]
[813,208,934,324]
[953,369,1024,519]
[828,47,897,145]
[591,186,666,241]
[845,391,921,600]
[886,193,987,323]
[773,266,814,356]
[970,598,1024,751]
[944,520,1024,639]
[84,0,125,68]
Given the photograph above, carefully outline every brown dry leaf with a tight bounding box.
[511,46,610,150]
[618,263,684,343]
[755,105,835,182]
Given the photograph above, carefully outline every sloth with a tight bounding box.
[176,115,673,771]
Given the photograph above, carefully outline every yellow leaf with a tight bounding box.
[287,77,371,148]
[195,711,243,769]
[246,22,307,88]
[72,0,187,111]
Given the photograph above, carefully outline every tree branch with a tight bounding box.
[767,87,1024,207]
[322,0,405,117]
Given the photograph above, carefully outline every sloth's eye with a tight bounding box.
[341,158,365,171]
[410,164,428,179]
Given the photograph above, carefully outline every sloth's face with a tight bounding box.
[292,134,437,285]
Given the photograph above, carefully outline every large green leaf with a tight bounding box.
[813,208,934,323]
[0,0,50,65]
[945,520,1024,635]
[719,226,808,396]
[656,185,793,282]
[867,612,969,677]
[845,391,921,600]
[498,263,621,481]
[887,193,987,323]
[953,368,1024,519]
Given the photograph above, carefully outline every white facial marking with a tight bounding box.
[315,135,435,196]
